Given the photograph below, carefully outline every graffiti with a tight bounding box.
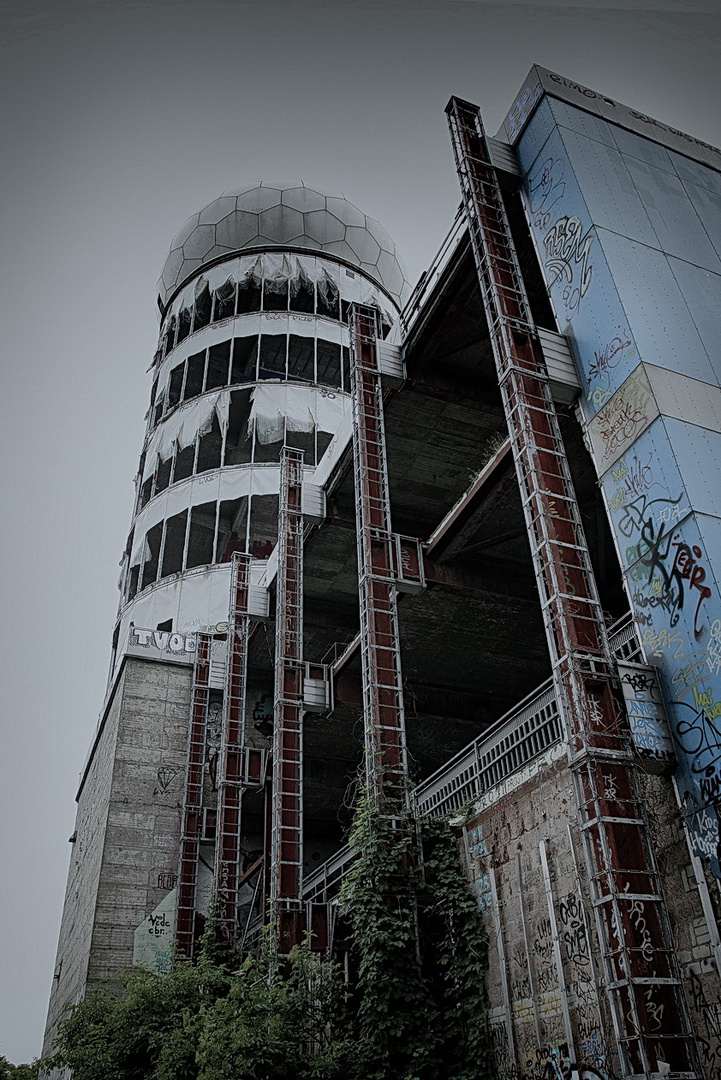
[506,80,543,140]
[558,893,590,967]
[157,872,177,889]
[542,215,594,317]
[528,157,566,229]
[670,537,714,639]
[627,892,654,965]
[644,986,665,1032]
[690,970,721,1079]
[511,941,532,1000]
[617,492,683,542]
[153,765,181,797]
[589,368,657,466]
[672,652,708,699]
[147,911,171,937]
[642,625,684,656]
[467,824,493,913]
[630,523,712,634]
[708,621,721,677]
[621,669,655,694]
[586,327,635,407]
[675,700,721,796]
[490,1022,517,1080]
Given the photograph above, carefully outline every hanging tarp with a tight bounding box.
[248,384,351,444]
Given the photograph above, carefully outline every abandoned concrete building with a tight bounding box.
[44,67,721,1079]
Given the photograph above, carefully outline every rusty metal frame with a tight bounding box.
[446,95,697,1078]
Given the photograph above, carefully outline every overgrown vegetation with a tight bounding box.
[45,797,490,1079]
[0,1057,39,1080]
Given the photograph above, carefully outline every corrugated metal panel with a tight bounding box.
[301,482,326,521]
[538,328,580,403]
[377,340,405,383]
[487,137,520,176]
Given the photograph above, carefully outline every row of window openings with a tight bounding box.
[151,336,350,429]
[127,493,279,602]
[159,275,391,361]
[138,394,331,513]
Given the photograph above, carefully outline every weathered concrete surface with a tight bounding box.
[462,752,721,1080]
[42,658,191,1056]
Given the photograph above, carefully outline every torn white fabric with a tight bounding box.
[249,385,350,444]
[130,465,284,563]
[142,392,231,480]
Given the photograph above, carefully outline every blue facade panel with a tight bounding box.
[518,93,721,871]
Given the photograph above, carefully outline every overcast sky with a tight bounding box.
[1,0,719,1064]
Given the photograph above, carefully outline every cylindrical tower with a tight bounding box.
[42,182,407,1053]
[111,181,408,673]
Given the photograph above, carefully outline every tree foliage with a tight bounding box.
[0,1057,40,1080]
[44,799,490,1080]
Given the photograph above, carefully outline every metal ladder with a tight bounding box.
[349,306,409,815]
[176,633,212,958]
[446,95,697,1078]
[214,551,253,944]
[271,447,306,952]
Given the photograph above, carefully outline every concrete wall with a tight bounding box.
[517,92,721,874]
[461,750,721,1078]
[42,657,192,1056]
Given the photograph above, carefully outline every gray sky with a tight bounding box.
[1,0,719,1064]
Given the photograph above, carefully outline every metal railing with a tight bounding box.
[413,679,561,818]
[299,616,641,905]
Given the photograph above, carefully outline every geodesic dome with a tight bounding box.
[158,181,409,311]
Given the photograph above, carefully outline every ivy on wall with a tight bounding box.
[46,798,490,1080]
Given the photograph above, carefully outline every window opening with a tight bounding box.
[153,395,164,428]
[213,278,236,321]
[263,274,288,312]
[196,414,222,474]
[127,564,140,602]
[216,497,248,562]
[285,425,315,465]
[177,306,192,343]
[259,334,287,379]
[206,341,231,391]
[193,283,212,331]
[248,493,278,557]
[224,391,253,466]
[173,443,196,483]
[341,346,351,392]
[317,430,333,461]
[287,335,315,382]
[316,339,341,388]
[139,474,153,511]
[168,363,185,409]
[253,417,283,463]
[184,351,206,401]
[161,510,188,578]
[231,337,258,383]
[149,377,158,411]
[289,267,314,314]
[163,316,177,357]
[141,522,163,590]
[238,262,262,314]
[316,270,340,320]
[187,502,216,568]
[155,455,172,495]
[157,619,173,632]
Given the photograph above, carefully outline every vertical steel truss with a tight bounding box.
[446,97,696,1078]
[350,306,409,814]
[214,551,253,943]
[176,633,211,959]
[271,447,305,952]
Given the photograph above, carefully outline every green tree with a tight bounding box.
[44,801,490,1080]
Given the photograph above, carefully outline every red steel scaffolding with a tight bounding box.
[446,96,697,1078]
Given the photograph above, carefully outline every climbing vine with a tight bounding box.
[46,797,490,1079]
[340,794,491,1079]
